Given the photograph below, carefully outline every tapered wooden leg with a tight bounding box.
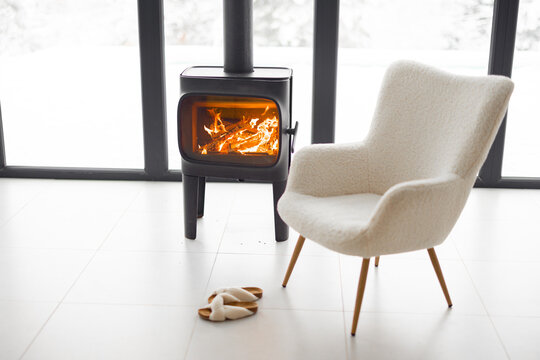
[374,256,380,267]
[351,258,370,336]
[282,235,306,287]
[427,248,453,307]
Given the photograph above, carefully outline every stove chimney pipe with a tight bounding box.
[223,0,253,73]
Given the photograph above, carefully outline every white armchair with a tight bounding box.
[278,61,514,336]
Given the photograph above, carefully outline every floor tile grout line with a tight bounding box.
[93,187,145,251]
[182,251,219,360]
[337,255,351,360]
[183,191,234,360]
[216,251,337,258]
[455,258,540,264]
[489,313,540,319]
[0,184,45,231]
[6,298,499,314]
[0,248,469,259]
[17,187,143,360]
[17,253,98,360]
[15,303,61,360]
[214,189,237,255]
[183,186,266,359]
[124,185,146,213]
[0,246,223,253]
[448,236,511,358]
[19,249,105,360]
[339,310,493,317]
[456,246,512,360]
[58,301,198,308]
[5,296,498,315]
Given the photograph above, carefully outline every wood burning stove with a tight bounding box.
[178,0,297,242]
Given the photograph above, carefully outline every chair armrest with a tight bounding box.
[286,142,370,197]
[365,173,470,256]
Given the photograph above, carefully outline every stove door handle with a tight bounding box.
[285,121,299,153]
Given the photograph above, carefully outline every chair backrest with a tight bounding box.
[365,61,514,194]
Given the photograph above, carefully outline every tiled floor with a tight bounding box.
[1,179,540,359]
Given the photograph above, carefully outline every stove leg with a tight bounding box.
[272,180,289,242]
[197,177,206,218]
[183,174,198,239]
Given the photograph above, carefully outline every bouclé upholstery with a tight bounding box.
[278,60,514,257]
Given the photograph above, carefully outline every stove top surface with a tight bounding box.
[181,66,292,80]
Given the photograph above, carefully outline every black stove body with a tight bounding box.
[177,0,295,242]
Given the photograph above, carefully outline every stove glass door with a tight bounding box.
[179,95,280,166]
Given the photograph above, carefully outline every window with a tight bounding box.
[502,0,540,176]
[0,0,144,168]
[335,0,493,144]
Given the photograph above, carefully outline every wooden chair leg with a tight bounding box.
[427,248,453,307]
[282,235,306,287]
[374,256,380,267]
[351,258,370,336]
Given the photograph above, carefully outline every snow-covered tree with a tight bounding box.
[448,0,540,51]
[252,0,313,47]
[164,0,218,46]
[516,0,540,51]
[444,0,493,50]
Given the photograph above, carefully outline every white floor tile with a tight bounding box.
[0,207,123,250]
[0,248,93,301]
[219,214,337,256]
[191,182,236,217]
[465,261,540,316]
[23,303,196,360]
[127,182,184,213]
[461,188,540,221]
[230,183,275,218]
[0,179,46,227]
[217,183,338,256]
[24,180,142,214]
[340,256,486,315]
[452,218,540,262]
[0,301,57,360]
[207,253,343,311]
[102,211,226,253]
[345,312,507,360]
[65,251,216,306]
[492,316,540,360]
[128,182,236,216]
[378,239,461,261]
[187,309,346,360]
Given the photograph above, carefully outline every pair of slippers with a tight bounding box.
[198,287,263,322]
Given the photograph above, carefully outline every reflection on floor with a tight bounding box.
[0,178,539,359]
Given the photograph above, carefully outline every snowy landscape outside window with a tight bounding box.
[0,0,143,168]
[1,0,540,174]
[503,0,540,176]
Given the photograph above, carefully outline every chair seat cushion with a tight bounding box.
[278,191,382,253]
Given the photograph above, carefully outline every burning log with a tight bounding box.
[199,109,279,155]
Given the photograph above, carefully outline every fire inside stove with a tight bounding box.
[179,95,280,166]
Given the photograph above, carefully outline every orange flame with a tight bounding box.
[198,107,279,156]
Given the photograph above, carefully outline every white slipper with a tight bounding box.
[198,293,258,321]
[208,287,263,303]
